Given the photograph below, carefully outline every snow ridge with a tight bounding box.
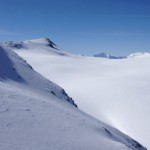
[0,45,77,107]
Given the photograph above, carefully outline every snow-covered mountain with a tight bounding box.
[0,46,145,150]
[1,38,149,149]
[94,52,126,59]
[3,38,58,50]
[2,38,73,56]
[94,52,150,59]
[0,44,146,150]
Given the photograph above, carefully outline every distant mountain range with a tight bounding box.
[94,52,126,59]
[94,52,150,59]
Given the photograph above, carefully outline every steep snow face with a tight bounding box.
[94,52,126,59]
[9,38,150,149]
[0,42,147,150]
[0,46,24,82]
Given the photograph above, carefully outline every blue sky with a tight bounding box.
[0,0,150,55]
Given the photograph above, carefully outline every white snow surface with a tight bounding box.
[0,38,148,150]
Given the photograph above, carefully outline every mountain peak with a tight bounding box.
[2,37,59,51]
[24,37,57,48]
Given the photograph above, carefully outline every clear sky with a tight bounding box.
[0,0,150,56]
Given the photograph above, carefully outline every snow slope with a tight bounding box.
[0,44,146,149]
[2,38,149,149]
